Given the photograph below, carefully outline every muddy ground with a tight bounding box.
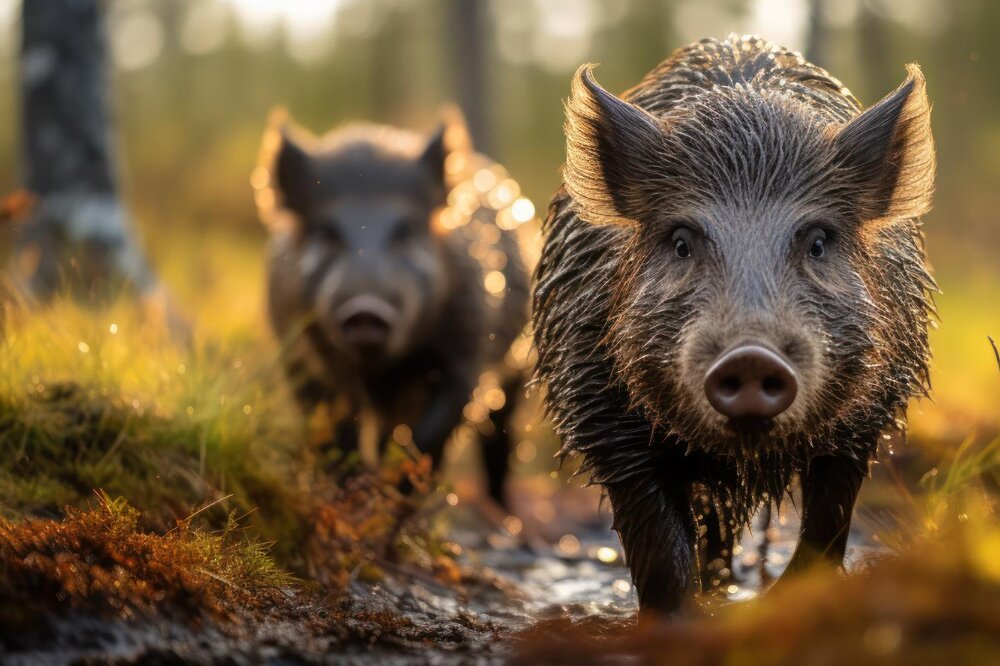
[0,481,882,666]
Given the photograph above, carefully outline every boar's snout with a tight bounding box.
[336,294,399,353]
[704,344,798,425]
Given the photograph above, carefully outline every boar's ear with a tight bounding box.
[258,109,315,218]
[418,123,449,188]
[564,64,669,226]
[832,64,935,222]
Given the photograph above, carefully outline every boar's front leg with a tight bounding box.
[411,374,474,469]
[606,472,696,613]
[783,455,866,575]
[479,374,523,509]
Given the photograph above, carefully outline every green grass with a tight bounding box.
[0,281,306,555]
[0,253,451,594]
[909,269,1000,441]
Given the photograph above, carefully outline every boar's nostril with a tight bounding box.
[761,375,785,395]
[704,345,798,422]
[719,376,741,397]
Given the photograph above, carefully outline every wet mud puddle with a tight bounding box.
[385,485,884,666]
[451,492,877,627]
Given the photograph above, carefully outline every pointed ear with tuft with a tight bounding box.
[832,64,935,222]
[259,110,315,215]
[563,64,670,225]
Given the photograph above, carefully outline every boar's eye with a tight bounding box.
[671,228,693,259]
[315,223,343,247]
[807,229,828,259]
[675,238,691,258]
[391,223,414,246]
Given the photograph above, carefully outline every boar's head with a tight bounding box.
[563,64,935,453]
[258,114,453,365]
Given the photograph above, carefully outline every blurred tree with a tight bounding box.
[447,0,492,154]
[806,0,828,68]
[17,0,160,302]
[370,2,407,125]
[856,0,893,101]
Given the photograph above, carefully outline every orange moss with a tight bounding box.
[0,493,292,629]
[0,491,496,656]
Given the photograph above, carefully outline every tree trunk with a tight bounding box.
[805,0,828,68]
[857,0,895,102]
[18,0,157,300]
[446,0,492,155]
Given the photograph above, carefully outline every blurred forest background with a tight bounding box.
[0,0,997,457]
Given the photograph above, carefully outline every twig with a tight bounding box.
[199,568,248,594]
[988,336,1000,373]
[167,493,235,534]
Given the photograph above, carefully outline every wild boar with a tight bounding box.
[533,35,936,612]
[257,112,531,507]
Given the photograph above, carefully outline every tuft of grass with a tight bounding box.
[0,291,306,554]
[0,492,294,631]
[0,492,481,656]
[0,288,450,584]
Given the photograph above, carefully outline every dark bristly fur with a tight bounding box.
[533,35,936,612]
[257,113,529,507]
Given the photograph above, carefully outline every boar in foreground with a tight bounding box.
[533,35,936,612]
[257,113,530,507]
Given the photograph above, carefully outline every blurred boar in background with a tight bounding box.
[256,112,531,508]
[533,35,936,612]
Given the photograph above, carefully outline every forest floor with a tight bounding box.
[3,464,999,666]
[0,280,997,665]
[0,480,871,665]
